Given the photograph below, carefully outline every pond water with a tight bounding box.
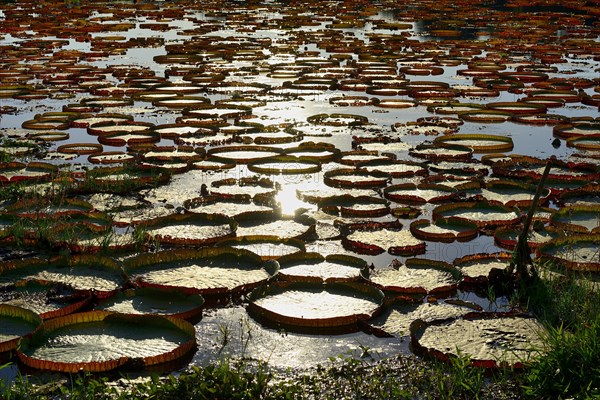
[0,0,599,381]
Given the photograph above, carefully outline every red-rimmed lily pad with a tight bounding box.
[454,252,512,284]
[324,168,390,189]
[248,156,321,175]
[0,162,58,184]
[319,195,390,218]
[433,201,522,229]
[248,281,383,333]
[494,224,560,251]
[17,311,196,373]
[0,281,91,320]
[537,235,600,271]
[0,304,43,353]
[343,226,425,256]
[218,236,306,261]
[410,313,545,368]
[139,213,236,247]
[550,205,600,234]
[369,298,482,338]
[384,183,459,205]
[123,248,275,296]
[365,259,461,295]
[480,179,551,207]
[276,253,367,283]
[207,145,283,164]
[434,134,513,153]
[410,217,479,243]
[409,144,473,162]
[0,255,125,298]
[96,287,204,321]
[235,214,315,241]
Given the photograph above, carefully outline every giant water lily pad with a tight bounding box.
[185,197,276,219]
[96,288,204,321]
[248,281,383,333]
[384,183,459,205]
[370,299,481,337]
[366,259,460,295]
[454,253,512,284]
[0,255,125,298]
[218,236,306,260]
[434,134,513,153]
[433,201,522,229]
[494,225,559,251]
[0,305,43,353]
[140,213,236,247]
[411,314,545,368]
[480,180,550,207]
[277,253,367,283]
[124,248,275,296]
[235,215,315,240]
[537,235,600,271]
[410,217,479,243]
[1,282,91,320]
[318,195,390,218]
[18,311,196,372]
[344,227,425,256]
[550,205,600,234]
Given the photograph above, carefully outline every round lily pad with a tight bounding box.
[139,213,236,247]
[17,311,196,372]
[1,281,92,320]
[384,183,459,205]
[124,248,275,296]
[433,201,522,229]
[0,305,43,353]
[344,227,426,256]
[537,235,600,271]
[277,253,367,283]
[453,252,512,284]
[248,281,384,333]
[369,299,481,338]
[410,217,479,243]
[218,236,306,260]
[365,259,460,295]
[96,288,204,321]
[410,314,545,368]
[550,205,600,234]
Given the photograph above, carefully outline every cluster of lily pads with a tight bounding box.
[1,0,599,373]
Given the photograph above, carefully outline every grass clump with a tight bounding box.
[519,268,600,399]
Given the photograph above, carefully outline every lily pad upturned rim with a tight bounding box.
[432,201,522,229]
[433,134,514,153]
[96,287,205,321]
[410,312,542,369]
[17,311,196,373]
[247,280,384,333]
[383,183,459,205]
[410,217,479,243]
[453,252,512,284]
[537,234,600,271]
[0,304,43,353]
[276,252,368,283]
[247,156,322,175]
[138,212,237,247]
[549,204,600,234]
[123,247,272,295]
[0,254,125,298]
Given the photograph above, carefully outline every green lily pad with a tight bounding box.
[124,248,274,296]
[18,311,196,372]
[0,305,43,353]
[248,281,383,333]
[411,314,545,368]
